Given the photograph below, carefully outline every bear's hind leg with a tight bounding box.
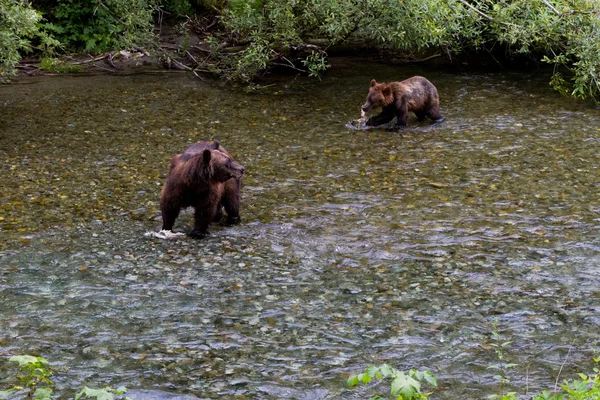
[415,111,427,122]
[213,203,224,222]
[427,104,444,123]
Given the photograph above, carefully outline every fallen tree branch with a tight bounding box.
[186,50,198,64]
[71,54,110,65]
[192,45,212,53]
[170,58,193,71]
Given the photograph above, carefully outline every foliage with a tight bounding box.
[0,355,129,400]
[75,386,130,400]
[39,56,83,73]
[487,318,519,399]
[347,364,437,400]
[485,321,600,400]
[40,0,158,54]
[0,355,54,399]
[301,50,329,79]
[0,0,58,77]
[160,0,227,16]
[208,0,600,100]
[471,0,600,101]
[532,354,600,400]
[4,0,600,100]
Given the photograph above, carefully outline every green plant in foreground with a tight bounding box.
[347,364,437,400]
[0,355,130,400]
[532,354,600,400]
[0,355,54,399]
[486,319,600,400]
[487,318,519,399]
[75,386,130,400]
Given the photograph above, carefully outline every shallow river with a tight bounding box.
[1,60,599,399]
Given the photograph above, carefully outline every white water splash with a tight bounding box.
[144,230,187,239]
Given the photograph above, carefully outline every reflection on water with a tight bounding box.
[1,61,599,399]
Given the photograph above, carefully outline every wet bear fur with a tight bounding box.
[160,140,244,238]
[361,76,444,129]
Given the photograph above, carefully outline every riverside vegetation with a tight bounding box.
[2,344,599,399]
[0,355,129,399]
[1,0,600,101]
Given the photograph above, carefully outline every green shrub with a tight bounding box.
[347,364,438,400]
[0,355,130,400]
[40,56,84,73]
[0,0,45,76]
[210,0,600,101]
[0,355,54,399]
[41,0,157,54]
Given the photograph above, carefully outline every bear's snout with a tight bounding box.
[231,163,245,178]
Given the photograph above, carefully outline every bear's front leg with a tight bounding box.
[366,106,395,127]
[222,178,241,225]
[391,103,409,130]
[161,203,181,231]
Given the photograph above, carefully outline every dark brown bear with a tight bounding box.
[160,140,244,238]
[361,76,444,129]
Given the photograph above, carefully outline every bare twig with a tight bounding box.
[397,53,442,63]
[554,343,573,393]
[541,0,562,15]
[186,51,198,64]
[192,68,206,81]
[192,45,212,53]
[455,0,523,28]
[271,62,307,73]
[95,0,126,25]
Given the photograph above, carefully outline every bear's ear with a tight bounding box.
[370,79,377,87]
[211,140,220,149]
[382,85,392,98]
[203,149,212,163]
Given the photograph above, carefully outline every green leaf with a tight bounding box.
[422,371,438,387]
[114,387,128,395]
[75,386,115,400]
[366,365,379,378]
[379,364,393,377]
[347,375,359,387]
[390,372,420,398]
[0,390,15,400]
[34,387,53,400]
[9,355,47,367]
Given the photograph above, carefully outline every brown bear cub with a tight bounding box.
[160,140,244,238]
[361,76,444,129]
